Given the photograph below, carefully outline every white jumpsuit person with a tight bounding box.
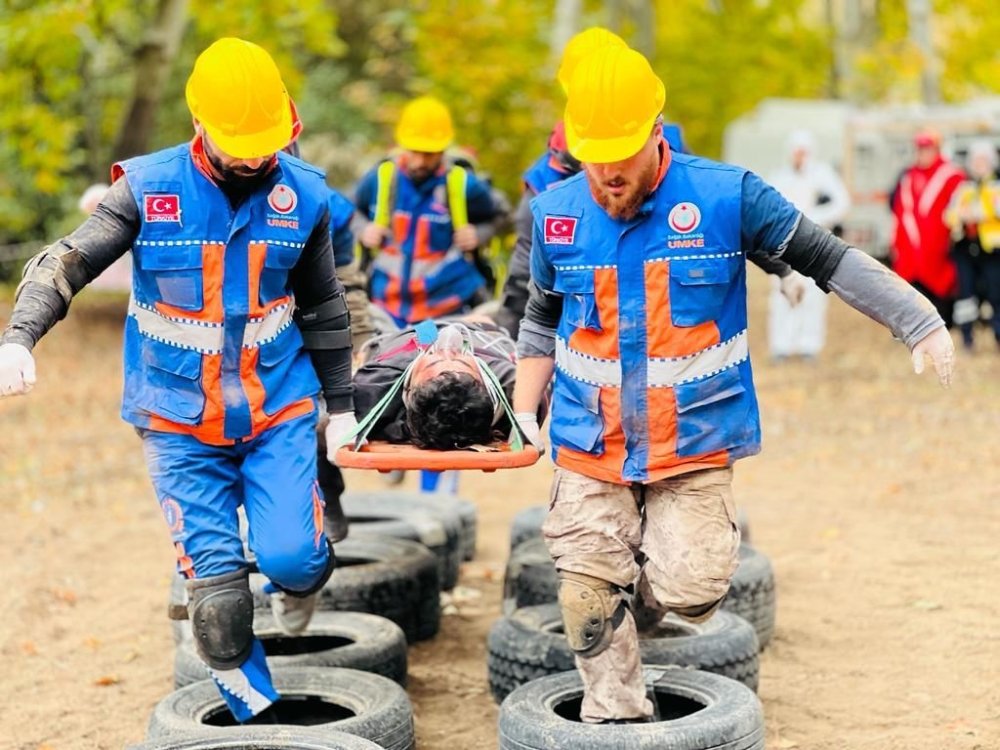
[767,130,850,359]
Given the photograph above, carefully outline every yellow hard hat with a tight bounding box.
[564,45,665,164]
[557,27,627,95]
[395,96,454,153]
[185,38,292,160]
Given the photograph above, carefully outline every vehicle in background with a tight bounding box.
[723,97,1000,258]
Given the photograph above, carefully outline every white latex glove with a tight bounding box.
[0,343,37,397]
[779,271,808,307]
[910,327,955,388]
[325,411,362,465]
[512,412,544,452]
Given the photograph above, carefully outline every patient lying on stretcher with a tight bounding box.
[349,316,531,450]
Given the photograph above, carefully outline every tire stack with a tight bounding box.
[339,490,479,591]
[492,505,777,748]
[500,505,777,648]
[153,490,480,748]
[164,571,418,747]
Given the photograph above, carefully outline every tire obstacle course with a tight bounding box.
[152,495,775,748]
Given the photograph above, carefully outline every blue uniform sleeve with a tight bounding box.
[740,171,802,257]
[353,169,377,219]
[465,172,499,223]
[327,189,356,268]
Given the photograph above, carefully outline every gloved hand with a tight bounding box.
[910,326,955,388]
[360,222,388,249]
[325,411,362,465]
[453,224,479,252]
[0,343,37,397]
[779,271,808,307]
[512,412,544,452]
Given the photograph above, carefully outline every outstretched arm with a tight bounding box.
[2,176,139,350]
[742,172,953,386]
[0,177,139,396]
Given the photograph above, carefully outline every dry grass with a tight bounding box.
[1,277,998,749]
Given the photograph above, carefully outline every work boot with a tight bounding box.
[323,494,349,543]
[270,590,318,636]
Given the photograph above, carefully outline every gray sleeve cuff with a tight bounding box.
[827,247,945,349]
[516,319,557,358]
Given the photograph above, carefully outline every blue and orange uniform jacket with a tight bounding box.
[114,141,330,445]
[355,158,495,323]
[530,149,800,484]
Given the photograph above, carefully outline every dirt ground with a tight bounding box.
[1,276,998,750]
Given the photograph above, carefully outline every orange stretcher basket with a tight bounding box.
[335,441,542,473]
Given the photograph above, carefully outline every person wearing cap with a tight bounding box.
[889,129,966,326]
[766,129,851,361]
[944,139,1000,351]
[496,27,796,338]
[0,38,357,722]
[354,96,503,326]
[511,46,955,724]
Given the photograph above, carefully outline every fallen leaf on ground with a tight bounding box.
[94,675,120,686]
[51,587,77,605]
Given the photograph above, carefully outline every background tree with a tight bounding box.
[1,0,999,266]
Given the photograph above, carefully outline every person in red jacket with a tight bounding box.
[889,129,966,325]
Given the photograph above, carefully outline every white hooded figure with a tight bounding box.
[767,130,850,359]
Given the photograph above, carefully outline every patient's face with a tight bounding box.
[408,351,482,388]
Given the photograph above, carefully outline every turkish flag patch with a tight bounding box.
[144,194,181,223]
[544,215,578,245]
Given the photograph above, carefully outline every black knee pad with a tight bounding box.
[186,569,254,671]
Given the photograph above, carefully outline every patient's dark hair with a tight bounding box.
[406,371,494,450]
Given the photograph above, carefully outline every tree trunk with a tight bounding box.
[111,0,189,163]
[631,0,655,57]
[551,0,582,63]
[905,0,941,104]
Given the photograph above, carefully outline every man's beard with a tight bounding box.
[206,149,271,192]
[404,165,435,184]
[589,158,659,221]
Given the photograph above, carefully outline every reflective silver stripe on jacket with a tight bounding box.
[555,329,748,388]
[128,298,224,354]
[371,251,403,278]
[372,247,465,280]
[243,301,296,348]
[555,337,622,386]
[128,297,297,354]
[647,331,748,387]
